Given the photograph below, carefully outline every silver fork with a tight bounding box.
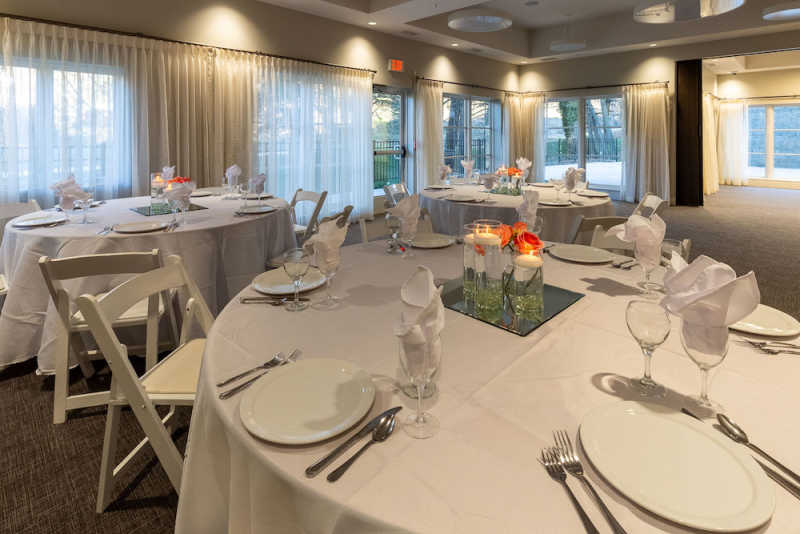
[740,339,800,350]
[218,349,300,400]
[555,430,628,534]
[216,351,284,387]
[541,447,599,534]
[753,346,800,355]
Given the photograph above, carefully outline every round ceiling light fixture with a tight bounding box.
[633,0,746,23]
[447,8,513,32]
[763,1,800,20]
[550,40,587,52]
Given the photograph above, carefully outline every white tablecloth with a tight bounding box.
[0,195,296,372]
[176,241,800,534]
[420,184,615,242]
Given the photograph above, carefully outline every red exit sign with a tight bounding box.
[387,59,404,72]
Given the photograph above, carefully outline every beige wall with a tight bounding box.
[718,68,800,99]
[519,29,800,203]
[0,0,519,91]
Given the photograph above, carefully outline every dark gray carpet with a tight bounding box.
[1,184,797,534]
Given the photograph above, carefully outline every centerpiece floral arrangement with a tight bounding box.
[473,221,543,257]
[490,161,528,196]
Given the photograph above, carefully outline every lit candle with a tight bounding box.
[514,252,543,269]
[152,173,164,186]
[474,232,501,246]
[165,182,173,192]
[463,233,475,245]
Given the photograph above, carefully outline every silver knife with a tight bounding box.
[305,406,402,478]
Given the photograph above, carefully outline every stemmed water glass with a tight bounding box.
[635,242,662,299]
[625,300,671,397]
[681,322,729,411]
[399,335,441,439]
[399,222,417,259]
[283,248,310,312]
[550,179,564,201]
[313,250,341,310]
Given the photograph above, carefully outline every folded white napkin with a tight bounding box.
[388,194,420,237]
[394,266,444,378]
[164,180,195,207]
[225,164,242,187]
[661,254,759,355]
[608,214,666,269]
[564,167,586,190]
[461,159,474,179]
[50,175,90,210]
[440,165,452,183]
[516,157,532,179]
[162,166,176,181]
[248,173,266,194]
[303,219,348,273]
[517,189,539,222]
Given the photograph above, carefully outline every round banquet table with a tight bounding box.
[176,240,800,534]
[0,195,295,373]
[420,184,615,242]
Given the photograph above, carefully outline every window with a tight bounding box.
[372,87,405,192]
[0,63,125,204]
[442,94,499,176]
[545,95,624,190]
[747,103,800,181]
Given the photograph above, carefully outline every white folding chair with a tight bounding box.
[319,205,353,228]
[39,250,178,424]
[76,254,213,513]
[570,215,627,244]
[290,189,328,244]
[0,199,41,301]
[633,193,667,218]
[590,225,634,255]
[383,183,409,208]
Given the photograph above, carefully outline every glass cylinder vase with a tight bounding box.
[508,252,544,324]
[472,220,504,322]
[462,223,477,308]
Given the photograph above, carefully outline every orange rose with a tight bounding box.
[512,221,527,236]
[514,231,543,254]
[507,167,522,177]
[495,224,513,248]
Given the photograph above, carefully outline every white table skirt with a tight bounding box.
[420,185,615,242]
[176,241,800,534]
[0,195,296,372]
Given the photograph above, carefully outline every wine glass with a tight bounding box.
[313,249,341,309]
[283,248,310,312]
[681,322,729,411]
[635,242,662,299]
[399,221,417,259]
[550,179,564,201]
[625,300,671,397]
[399,334,441,439]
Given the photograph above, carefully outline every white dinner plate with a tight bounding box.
[252,267,326,296]
[411,233,455,249]
[580,402,774,532]
[112,221,169,234]
[243,193,274,200]
[12,211,67,228]
[447,194,484,203]
[577,190,609,198]
[239,358,376,445]
[538,200,571,207]
[549,244,614,263]
[531,182,554,188]
[730,304,800,337]
[190,190,213,197]
[236,205,276,215]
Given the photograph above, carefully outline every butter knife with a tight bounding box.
[305,406,402,478]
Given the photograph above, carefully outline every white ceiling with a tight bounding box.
[257,0,800,64]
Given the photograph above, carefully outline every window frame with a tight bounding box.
[748,101,800,181]
[442,93,499,176]
[371,85,407,195]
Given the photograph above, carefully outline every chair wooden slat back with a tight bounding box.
[634,193,667,218]
[319,205,353,228]
[570,215,627,244]
[290,188,328,243]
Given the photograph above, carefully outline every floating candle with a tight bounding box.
[463,233,475,245]
[474,232,501,246]
[514,253,543,269]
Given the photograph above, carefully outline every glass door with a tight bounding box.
[372,86,406,193]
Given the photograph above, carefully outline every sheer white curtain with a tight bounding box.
[502,92,545,180]
[717,101,748,186]
[414,79,443,189]
[0,18,140,205]
[253,58,374,220]
[529,93,546,181]
[702,94,720,195]
[622,83,670,203]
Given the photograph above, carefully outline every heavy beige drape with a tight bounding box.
[503,92,545,180]
[622,83,670,203]
[414,79,444,190]
[702,93,720,195]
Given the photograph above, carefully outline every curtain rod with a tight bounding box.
[417,76,668,96]
[718,94,800,101]
[0,12,377,75]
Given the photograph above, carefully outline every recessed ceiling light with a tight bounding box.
[521,60,528,63]
[451,42,459,47]
[367,21,377,26]
[763,2,800,20]
[649,43,658,47]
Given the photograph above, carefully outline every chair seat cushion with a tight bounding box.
[71,292,165,328]
[142,338,205,394]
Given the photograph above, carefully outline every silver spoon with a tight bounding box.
[327,415,396,482]
[717,413,800,485]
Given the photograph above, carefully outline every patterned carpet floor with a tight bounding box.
[1,185,797,533]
